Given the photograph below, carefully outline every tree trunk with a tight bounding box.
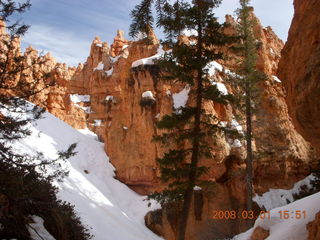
[242,0,254,228]
[240,1,254,228]
[245,80,254,228]
[178,21,203,240]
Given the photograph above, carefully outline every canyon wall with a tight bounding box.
[278,1,320,238]
[278,0,320,151]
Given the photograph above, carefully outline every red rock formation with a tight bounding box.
[21,46,87,129]
[278,1,320,238]
[250,226,269,240]
[0,19,6,35]
[278,0,320,151]
[308,212,320,240]
[110,30,130,57]
[223,10,317,194]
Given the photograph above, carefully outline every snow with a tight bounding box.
[230,139,242,148]
[133,32,147,41]
[189,40,197,46]
[233,191,320,240]
[94,120,102,127]
[6,106,162,240]
[110,56,120,63]
[182,29,198,37]
[231,119,244,135]
[74,104,91,113]
[212,82,228,95]
[206,61,224,76]
[253,174,316,211]
[105,95,117,104]
[122,45,129,50]
[96,43,102,47]
[205,60,238,78]
[106,95,114,101]
[70,94,90,103]
[193,186,202,191]
[28,215,55,240]
[105,67,113,76]
[94,62,104,71]
[219,121,228,128]
[123,126,129,130]
[142,91,155,100]
[270,48,276,56]
[172,86,190,110]
[131,46,165,68]
[272,75,282,83]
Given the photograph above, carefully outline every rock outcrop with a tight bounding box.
[222,10,317,194]
[22,47,87,129]
[278,1,320,238]
[110,30,130,57]
[250,226,269,240]
[278,0,320,151]
[308,212,320,240]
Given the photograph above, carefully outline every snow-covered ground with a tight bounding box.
[233,174,319,240]
[253,174,316,211]
[234,192,320,240]
[13,110,162,240]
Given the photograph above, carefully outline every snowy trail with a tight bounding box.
[15,111,162,240]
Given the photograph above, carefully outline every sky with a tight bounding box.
[14,0,294,66]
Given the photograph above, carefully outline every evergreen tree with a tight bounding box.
[0,0,71,179]
[226,0,266,227]
[130,1,235,239]
[0,1,90,238]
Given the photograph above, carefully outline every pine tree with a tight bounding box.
[0,0,72,178]
[226,0,266,227]
[0,1,90,238]
[130,1,235,239]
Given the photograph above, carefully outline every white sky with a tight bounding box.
[19,0,294,66]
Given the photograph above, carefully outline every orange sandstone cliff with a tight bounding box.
[278,0,320,239]
[278,0,320,152]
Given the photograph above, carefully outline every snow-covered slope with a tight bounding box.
[14,111,162,240]
[253,174,316,211]
[234,192,320,240]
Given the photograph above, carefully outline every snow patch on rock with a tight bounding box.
[105,67,114,76]
[182,29,198,37]
[94,62,104,71]
[94,120,102,127]
[70,94,90,103]
[212,82,228,95]
[131,46,165,68]
[272,75,282,83]
[172,86,190,110]
[231,119,244,135]
[142,91,155,100]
